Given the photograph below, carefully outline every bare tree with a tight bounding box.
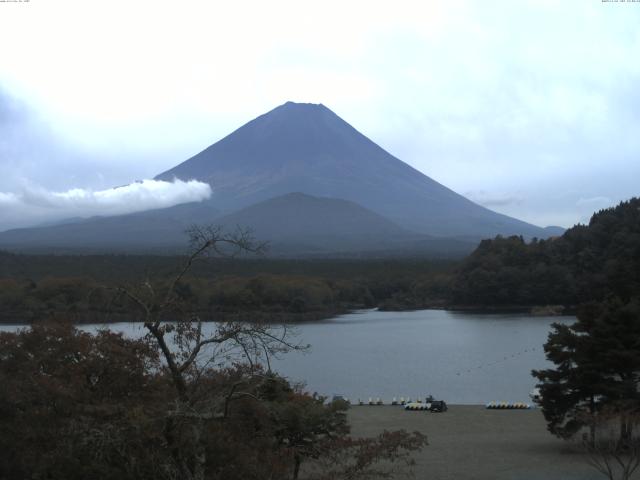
[580,406,640,480]
[115,225,306,480]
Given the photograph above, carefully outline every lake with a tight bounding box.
[272,309,571,404]
[1,309,571,404]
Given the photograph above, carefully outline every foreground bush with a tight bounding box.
[0,322,426,480]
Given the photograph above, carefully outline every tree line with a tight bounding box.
[0,256,455,324]
[452,198,640,308]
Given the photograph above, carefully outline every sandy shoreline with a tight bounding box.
[347,405,615,480]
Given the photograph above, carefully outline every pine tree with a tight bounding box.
[533,297,640,443]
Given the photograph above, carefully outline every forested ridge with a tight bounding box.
[0,255,454,323]
[451,198,640,308]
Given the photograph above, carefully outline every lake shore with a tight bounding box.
[0,304,575,325]
[348,405,604,480]
[0,308,350,325]
[378,303,576,316]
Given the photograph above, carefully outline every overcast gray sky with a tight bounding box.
[0,0,639,231]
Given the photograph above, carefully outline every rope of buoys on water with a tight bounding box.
[454,344,543,376]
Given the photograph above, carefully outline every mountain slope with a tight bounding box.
[219,192,408,238]
[0,202,221,252]
[217,192,410,253]
[157,101,549,238]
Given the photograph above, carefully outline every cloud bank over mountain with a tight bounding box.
[0,179,211,231]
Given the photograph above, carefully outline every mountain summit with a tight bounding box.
[157,102,546,238]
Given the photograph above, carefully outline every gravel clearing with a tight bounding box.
[347,405,621,480]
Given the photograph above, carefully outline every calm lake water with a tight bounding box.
[2,309,572,404]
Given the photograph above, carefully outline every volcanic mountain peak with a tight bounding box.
[277,100,328,111]
[156,101,548,238]
[156,101,380,185]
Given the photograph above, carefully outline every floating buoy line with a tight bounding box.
[454,346,539,377]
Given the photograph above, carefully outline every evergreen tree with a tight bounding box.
[533,297,640,442]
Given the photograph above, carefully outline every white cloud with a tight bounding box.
[0,179,212,231]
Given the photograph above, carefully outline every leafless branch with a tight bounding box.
[580,408,640,480]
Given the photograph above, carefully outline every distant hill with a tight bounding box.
[218,192,409,243]
[157,101,551,239]
[214,192,476,256]
[451,198,640,307]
